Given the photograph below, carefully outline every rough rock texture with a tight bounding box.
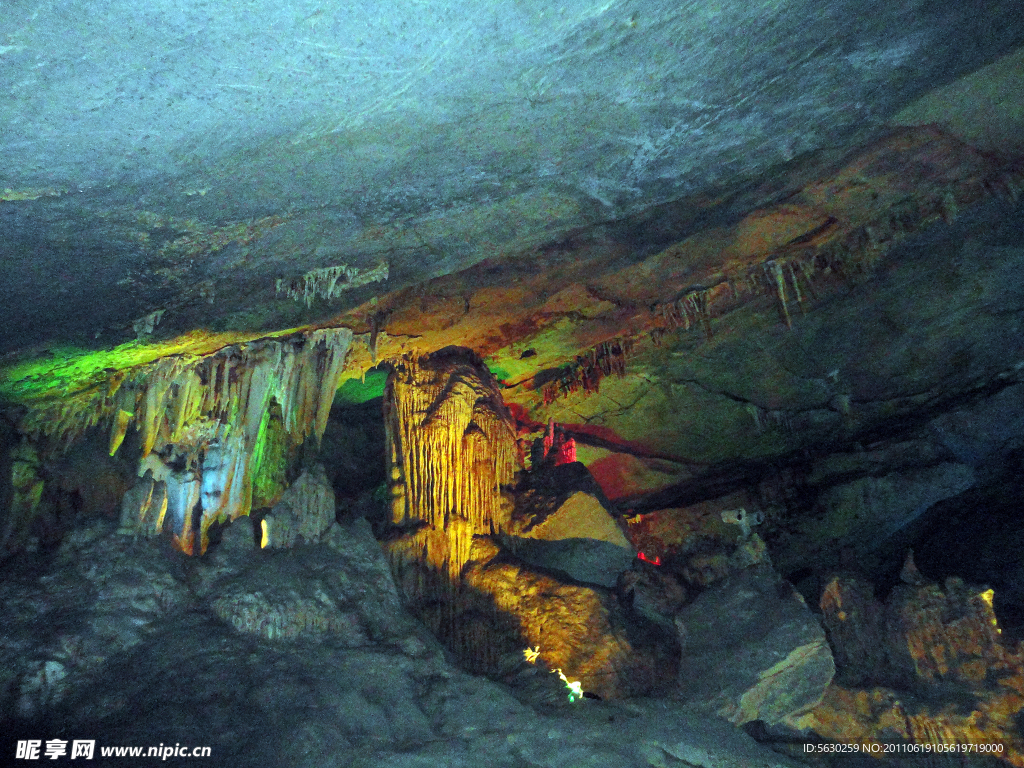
[505,461,635,587]
[675,561,835,733]
[3,437,46,553]
[6,74,1024,767]
[21,328,353,556]
[0,418,15,550]
[499,534,636,589]
[455,537,677,701]
[210,521,414,645]
[0,514,805,768]
[382,348,519,614]
[117,470,168,539]
[821,572,1021,693]
[515,487,630,547]
[0,518,191,720]
[260,464,336,548]
[625,491,756,565]
[776,461,976,578]
[808,571,1024,764]
[4,4,1022,353]
[512,461,621,533]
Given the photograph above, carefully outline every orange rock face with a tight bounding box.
[808,573,1024,764]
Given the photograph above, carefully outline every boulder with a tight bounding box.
[499,534,635,588]
[675,562,835,734]
[507,462,635,587]
[261,464,335,548]
[210,518,427,646]
[454,537,677,700]
[518,488,631,548]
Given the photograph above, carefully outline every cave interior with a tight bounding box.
[3,2,1024,766]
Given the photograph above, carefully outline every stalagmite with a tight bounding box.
[382,348,520,636]
[260,464,336,548]
[118,470,168,538]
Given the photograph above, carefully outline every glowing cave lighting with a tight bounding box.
[522,646,584,702]
[553,668,584,703]
[637,551,662,566]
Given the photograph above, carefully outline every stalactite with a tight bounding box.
[382,348,520,643]
[764,260,791,328]
[539,337,634,404]
[132,309,165,339]
[982,163,1024,205]
[658,287,713,339]
[276,262,389,307]
[25,328,353,554]
[108,409,134,457]
[365,307,391,365]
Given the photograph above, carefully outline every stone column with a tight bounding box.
[382,348,518,626]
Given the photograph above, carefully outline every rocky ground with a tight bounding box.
[0,514,815,768]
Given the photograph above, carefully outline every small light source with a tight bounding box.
[523,646,541,663]
[260,519,270,549]
[553,668,584,703]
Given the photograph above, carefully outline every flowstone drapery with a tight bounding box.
[382,348,519,629]
[103,328,352,553]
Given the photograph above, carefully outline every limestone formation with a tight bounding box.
[117,470,167,538]
[276,262,390,307]
[60,328,352,553]
[1,438,45,553]
[376,347,670,697]
[260,464,336,548]
[674,562,835,734]
[381,347,518,619]
[820,571,1021,692]
[456,537,677,700]
[504,462,636,588]
[810,571,1024,762]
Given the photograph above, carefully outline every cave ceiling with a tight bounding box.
[2,0,1024,488]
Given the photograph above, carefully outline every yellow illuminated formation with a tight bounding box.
[979,588,1001,633]
[382,349,518,616]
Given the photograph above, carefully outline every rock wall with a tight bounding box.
[807,568,1024,763]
